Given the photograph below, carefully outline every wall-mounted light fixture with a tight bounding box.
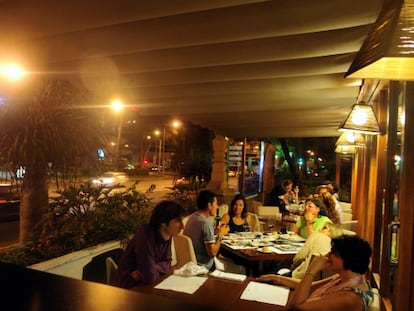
[345,0,414,80]
[338,102,381,135]
[336,132,366,147]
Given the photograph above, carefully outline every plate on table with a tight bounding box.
[279,234,305,242]
[257,247,274,254]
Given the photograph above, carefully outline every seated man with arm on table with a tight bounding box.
[113,200,185,288]
[258,235,374,311]
[183,190,229,271]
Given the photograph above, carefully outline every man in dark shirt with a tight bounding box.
[113,200,184,288]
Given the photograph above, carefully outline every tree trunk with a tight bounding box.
[280,138,299,184]
[20,166,49,243]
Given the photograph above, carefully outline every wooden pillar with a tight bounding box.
[394,82,414,310]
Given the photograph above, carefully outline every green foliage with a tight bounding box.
[0,183,153,266]
[163,185,200,216]
[171,124,215,183]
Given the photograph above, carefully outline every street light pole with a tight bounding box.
[115,112,123,170]
[158,136,162,173]
[160,120,181,175]
[111,99,123,170]
[161,126,166,175]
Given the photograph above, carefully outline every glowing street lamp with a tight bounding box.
[0,64,26,81]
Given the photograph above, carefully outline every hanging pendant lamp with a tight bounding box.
[336,132,366,147]
[335,145,357,154]
[345,0,414,80]
[338,102,381,135]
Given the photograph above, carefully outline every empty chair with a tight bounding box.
[247,212,261,232]
[368,288,381,311]
[82,248,124,284]
[105,257,118,285]
[173,234,197,266]
[342,220,358,232]
[257,205,280,218]
[218,204,229,217]
[339,201,352,212]
[342,212,353,221]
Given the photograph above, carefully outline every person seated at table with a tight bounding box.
[290,223,343,279]
[258,235,374,311]
[317,184,343,222]
[113,200,185,288]
[183,190,229,271]
[268,179,299,214]
[320,192,341,224]
[220,194,257,233]
[280,179,300,205]
[294,198,332,239]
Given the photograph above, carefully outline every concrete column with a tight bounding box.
[208,134,234,203]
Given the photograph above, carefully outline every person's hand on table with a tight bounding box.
[257,274,300,289]
[256,274,279,284]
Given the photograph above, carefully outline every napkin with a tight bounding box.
[209,269,247,282]
[173,261,209,276]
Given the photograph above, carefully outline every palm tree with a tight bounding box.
[0,80,104,243]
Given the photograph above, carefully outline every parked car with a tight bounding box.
[0,183,20,221]
[90,172,129,188]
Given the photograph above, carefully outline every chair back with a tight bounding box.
[218,204,229,217]
[105,257,118,285]
[368,288,380,311]
[342,212,353,221]
[248,212,261,232]
[173,234,197,266]
[257,206,280,218]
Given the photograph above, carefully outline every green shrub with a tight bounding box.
[0,183,153,266]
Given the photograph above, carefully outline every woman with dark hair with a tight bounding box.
[320,192,341,224]
[220,194,255,233]
[259,235,374,311]
[294,198,331,239]
[113,200,185,288]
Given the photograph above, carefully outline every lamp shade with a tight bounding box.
[335,132,366,147]
[335,145,357,154]
[345,0,414,80]
[338,102,381,135]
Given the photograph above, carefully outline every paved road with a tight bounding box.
[0,174,176,250]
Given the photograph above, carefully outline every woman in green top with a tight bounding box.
[294,198,331,239]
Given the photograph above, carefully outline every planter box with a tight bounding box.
[28,240,123,280]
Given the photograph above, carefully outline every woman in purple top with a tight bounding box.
[113,200,185,288]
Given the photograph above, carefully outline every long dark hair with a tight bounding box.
[320,192,340,223]
[229,194,247,218]
[305,197,328,217]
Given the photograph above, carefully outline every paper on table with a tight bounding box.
[154,275,208,294]
[240,281,289,306]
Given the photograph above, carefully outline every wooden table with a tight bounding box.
[0,262,215,311]
[220,242,295,276]
[133,274,288,311]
